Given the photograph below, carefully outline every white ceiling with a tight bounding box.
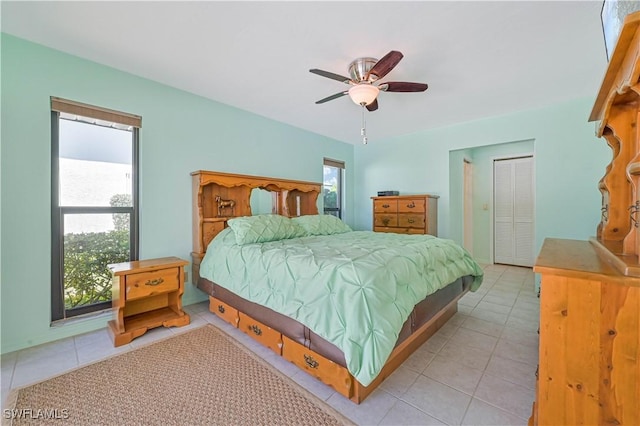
[2,1,608,144]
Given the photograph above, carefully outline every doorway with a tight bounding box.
[463,159,473,253]
[493,156,534,267]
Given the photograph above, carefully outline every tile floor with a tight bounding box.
[1,264,538,425]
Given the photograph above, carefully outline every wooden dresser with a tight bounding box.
[530,11,640,426]
[533,239,639,425]
[371,194,438,236]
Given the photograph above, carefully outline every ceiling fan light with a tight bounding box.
[348,84,379,106]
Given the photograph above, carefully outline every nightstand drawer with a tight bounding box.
[125,268,179,301]
[374,199,398,213]
[398,199,426,213]
[398,214,426,228]
[239,312,283,355]
[374,214,398,227]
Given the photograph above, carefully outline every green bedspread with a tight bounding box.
[199,229,483,386]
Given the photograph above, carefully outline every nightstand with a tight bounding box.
[107,257,190,346]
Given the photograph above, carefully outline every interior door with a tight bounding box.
[463,159,473,253]
[494,156,534,267]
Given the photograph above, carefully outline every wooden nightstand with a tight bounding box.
[107,257,190,346]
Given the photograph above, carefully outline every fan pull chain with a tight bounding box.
[361,104,368,145]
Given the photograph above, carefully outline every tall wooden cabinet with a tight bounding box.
[531,11,640,425]
[589,11,640,276]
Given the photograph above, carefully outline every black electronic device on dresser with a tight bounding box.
[377,191,399,196]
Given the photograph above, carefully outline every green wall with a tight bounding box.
[0,35,354,354]
[353,97,609,267]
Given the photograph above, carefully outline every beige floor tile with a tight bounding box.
[461,317,504,338]
[494,339,538,366]
[449,327,498,352]
[475,300,513,315]
[327,388,397,426]
[462,398,528,426]
[474,374,535,420]
[485,354,537,390]
[380,400,446,426]
[403,346,437,374]
[481,294,516,307]
[12,349,78,388]
[469,307,509,325]
[402,375,472,425]
[423,355,484,395]
[379,365,420,397]
[438,340,493,371]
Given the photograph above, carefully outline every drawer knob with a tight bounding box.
[250,324,262,336]
[407,202,416,208]
[145,278,164,286]
[408,218,415,224]
[382,217,390,226]
[382,204,390,208]
[304,354,319,369]
[218,305,226,314]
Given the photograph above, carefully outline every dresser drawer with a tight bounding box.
[374,199,398,213]
[238,312,283,355]
[398,199,426,213]
[398,214,426,229]
[125,268,179,301]
[374,214,398,227]
[209,296,239,327]
[282,336,352,397]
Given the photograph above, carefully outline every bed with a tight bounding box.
[191,170,483,403]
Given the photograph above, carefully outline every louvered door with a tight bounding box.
[494,156,534,266]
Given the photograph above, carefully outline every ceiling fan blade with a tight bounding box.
[309,69,352,84]
[366,99,379,112]
[315,91,348,104]
[380,82,429,92]
[366,50,403,80]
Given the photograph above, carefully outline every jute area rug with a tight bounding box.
[4,324,353,425]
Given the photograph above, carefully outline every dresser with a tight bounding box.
[529,11,640,426]
[371,194,438,236]
[533,239,639,425]
[107,257,190,346]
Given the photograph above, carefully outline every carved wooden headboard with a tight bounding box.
[191,170,321,283]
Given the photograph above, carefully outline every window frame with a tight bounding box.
[323,158,345,219]
[50,110,140,321]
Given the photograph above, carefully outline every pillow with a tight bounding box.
[227,214,305,245]
[292,214,352,236]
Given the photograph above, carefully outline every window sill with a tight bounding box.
[50,308,113,328]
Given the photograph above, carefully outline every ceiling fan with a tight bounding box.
[309,50,428,112]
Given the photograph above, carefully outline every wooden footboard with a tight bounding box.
[208,288,467,404]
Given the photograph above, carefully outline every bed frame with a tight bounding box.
[191,170,468,403]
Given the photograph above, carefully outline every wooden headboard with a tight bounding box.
[191,170,321,283]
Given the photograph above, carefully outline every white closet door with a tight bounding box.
[494,156,534,267]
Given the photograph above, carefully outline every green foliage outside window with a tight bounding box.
[63,194,131,309]
[324,187,337,209]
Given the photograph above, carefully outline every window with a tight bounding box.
[51,98,141,321]
[323,158,344,218]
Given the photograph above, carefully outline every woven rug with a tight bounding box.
[4,324,353,425]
